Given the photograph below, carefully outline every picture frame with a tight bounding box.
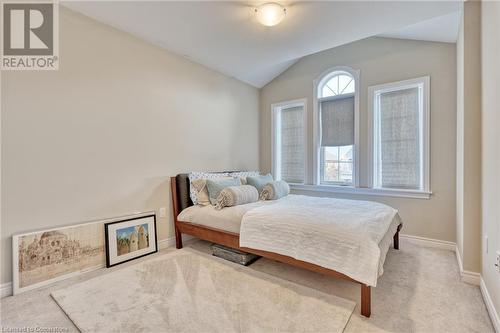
[12,219,106,295]
[104,214,158,267]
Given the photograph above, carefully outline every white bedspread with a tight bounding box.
[239,194,399,287]
[177,201,271,233]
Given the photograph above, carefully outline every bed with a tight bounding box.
[171,174,403,317]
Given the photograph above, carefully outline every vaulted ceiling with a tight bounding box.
[63,1,461,88]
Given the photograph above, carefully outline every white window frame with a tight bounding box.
[368,76,431,194]
[271,98,308,185]
[313,66,360,187]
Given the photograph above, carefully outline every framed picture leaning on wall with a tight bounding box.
[104,214,157,267]
[12,220,106,295]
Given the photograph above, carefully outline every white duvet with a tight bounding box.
[239,194,400,287]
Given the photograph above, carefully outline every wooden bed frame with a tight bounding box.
[170,175,403,317]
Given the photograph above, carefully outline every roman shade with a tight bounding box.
[280,106,304,183]
[320,96,354,147]
[378,87,420,189]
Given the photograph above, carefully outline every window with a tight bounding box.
[272,99,306,184]
[369,76,430,192]
[314,67,359,186]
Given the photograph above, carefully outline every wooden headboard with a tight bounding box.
[172,174,192,215]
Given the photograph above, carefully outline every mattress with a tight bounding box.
[177,200,275,233]
[177,195,398,249]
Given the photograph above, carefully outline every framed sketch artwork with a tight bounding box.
[12,220,106,295]
[104,214,158,267]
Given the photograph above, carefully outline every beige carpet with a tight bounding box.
[51,248,355,332]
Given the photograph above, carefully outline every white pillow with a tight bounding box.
[188,172,229,205]
[229,171,260,185]
[215,185,259,210]
[260,180,290,200]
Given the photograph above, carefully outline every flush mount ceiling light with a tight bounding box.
[255,3,286,27]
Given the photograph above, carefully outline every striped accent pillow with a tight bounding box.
[260,181,290,200]
[215,185,259,210]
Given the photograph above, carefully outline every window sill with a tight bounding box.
[289,184,432,199]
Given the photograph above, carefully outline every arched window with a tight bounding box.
[315,68,359,186]
[319,72,355,98]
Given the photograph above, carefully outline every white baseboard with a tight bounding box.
[400,234,456,251]
[455,246,481,285]
[158,234,194,250]
[461,271,481,285]
[158,236,176,249]
[398,235,482,286]
[1,282,12,299]
[480,277,500,333]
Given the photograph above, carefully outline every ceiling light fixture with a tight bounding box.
[255,3,286,27]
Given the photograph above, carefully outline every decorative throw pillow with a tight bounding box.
[191,178,230,206]
[215,185,259,210]
[206,178,242,205]
[260,181,290,200]
[246,174,273,194]
[188,172,230,205]
[229,171,261,185]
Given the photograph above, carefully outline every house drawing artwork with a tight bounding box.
[116,224,149,256]
[16,223,105,289]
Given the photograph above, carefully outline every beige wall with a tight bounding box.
[0,8,259,285]
[456,5,464,262]
[456,1,482,273]
[260,37,457,242]
[481,0,500,320]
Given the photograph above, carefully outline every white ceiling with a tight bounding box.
[62,1,461,88]
[379,11,461,43]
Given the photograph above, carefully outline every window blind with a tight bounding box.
[378,87,420,189]
[320,96,354,147]
[280,106,304,183]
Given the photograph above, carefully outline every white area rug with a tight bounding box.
[51,248,355,332]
